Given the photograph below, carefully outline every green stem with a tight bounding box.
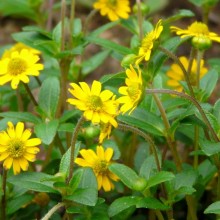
[159,46,195,98]
[69,0,75,49]
[152,93,182,172]
[34,76,42,86]
[196,51,203,89]
[186,195,197,220]
[67,116,84,183]
[155,210,165,220]
[193,126,199,168]
[23,83,38,106]
[83,9,98,35]
[16,88,24,111]
[1,170,7,220]
[136,0,143,40]
[42,202,65,220]
[118,122,161,171]
[146,89,219,142]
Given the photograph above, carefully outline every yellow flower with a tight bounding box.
[118,65,143,114]
[75,145,119,191]
[2,42,41,59]
[93,0,131,21]
[99,122,112,143]
[67,80,118,127]
[171,21,220,49]
[0,122,41,175]
[0,49,44,89]
[136,19,163,65]
[166,56,208,92]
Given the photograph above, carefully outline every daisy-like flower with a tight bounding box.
[99,122,113,143]
[171,21,220,50]
[2,42,41,59]
[0,49,44,89]
[136,19,163,65]
[166,56,208,92]
[118,65,143,114]
[93,0,131,21]
[0,121,41,175]
[67,80,118,127]
[75,145,119,191]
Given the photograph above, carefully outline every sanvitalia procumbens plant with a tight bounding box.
[0,0,220,219]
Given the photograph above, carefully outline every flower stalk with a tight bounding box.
[1,170,7,220]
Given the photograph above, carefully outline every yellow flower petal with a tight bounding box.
[13,159,21,175]
[3,157,13,170]
[26,138,41,147]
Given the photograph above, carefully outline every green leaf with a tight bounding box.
[7,172,59,194]
[146,171,175,189]
[0,0,38,21]
[12,31,59,56]
[69,169,84,192]
[166,9,195,22]
[118,108,165,136]
[64,188,98,206]
[213,99,220,122]
[109,163,139,189]
[59,142,81,174]
[204,201,220,214]
[137,197,170,210]
[188,0,219,7]
[200,139,220,156]
[200,69,218,100]
[139,155,160,179]
[35,119,59,145]
[58,123,75,132]
[85,36,132,56]
[38,77,60,119]
[82,50,111,76]
[174,170,198,190]
[78,168,98,189]
[7,194,34,215]
[108,196,141,217]
[0,111,41,124]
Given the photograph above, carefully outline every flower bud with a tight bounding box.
[133,3,150,15]
[84,126,100,139]
[191,36,212,50]
[121,54,137,68]
[132,177,147,191]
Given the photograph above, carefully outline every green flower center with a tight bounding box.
[8,58,27,76]
[108,0,117,6]
[9,139,25,158]
[127,83,141,102]
[93,160,108,175]
[88,95,103,110]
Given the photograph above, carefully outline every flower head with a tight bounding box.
[136,20,163,65]
[171,21,220,49]
[2,42,41,59]
[166,56,208,91]
[118,65,143,114]
[99,122,113,143]
[0,122,41,175]
[67,80,118,127]
[93,0,131,21]
[0,49,44,89]
[75,145,119,191]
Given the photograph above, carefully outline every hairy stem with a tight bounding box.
[42,202,65,220]
[23,83,38,106]
[159,46,195,98]
[67,116,84,183]
[1,170,7,220]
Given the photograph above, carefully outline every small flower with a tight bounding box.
[75,145,119,191]
[67,80,118,127]
[2,42,41,59]
[171,21,220,49]
[166,56,208,92]
[118,65,143,114]
[136,19,163,65]
[99,122,113,143]
[0,49,44,89]
[93,0,131,21]
[0,121,41,175]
